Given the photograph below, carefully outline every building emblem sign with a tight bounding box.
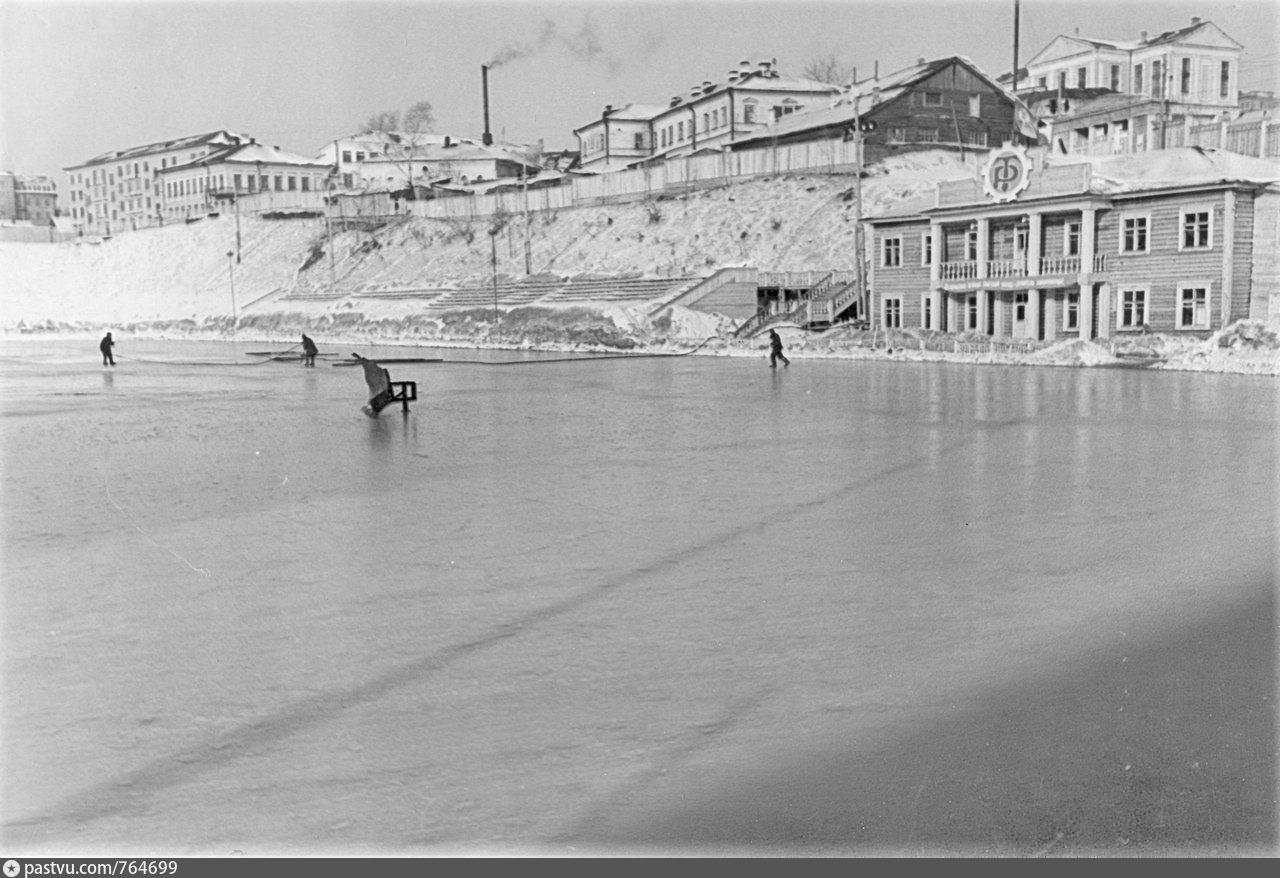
[982,143,1032,203]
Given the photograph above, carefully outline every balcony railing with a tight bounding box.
[940,261,979,280]
[939,253,1109,282]
[985,258,1027,278]
[1038,255,1081,274]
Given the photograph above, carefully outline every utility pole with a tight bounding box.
[1012,0,1021,142]
[325,184,337,295]
[852,90,866,324]
[226,250,238,323]
[490,229,499,325]
[522,167,532,275]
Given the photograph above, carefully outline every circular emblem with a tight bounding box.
[982,143,1032,203]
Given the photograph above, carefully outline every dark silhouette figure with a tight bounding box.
[301,334,318,367]
[352,353,394,417]
[769,329,790,368]
[99,332,116,367]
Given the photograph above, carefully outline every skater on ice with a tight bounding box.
[100,332,116,367]
[353,353,394,417]
[301,333,318,367]
[768,329,789,368]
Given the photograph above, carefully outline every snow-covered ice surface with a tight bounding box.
[1,339,1275,857]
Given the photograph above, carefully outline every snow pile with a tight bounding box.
[1023,338,1119,368]
[1156,318,1280,375]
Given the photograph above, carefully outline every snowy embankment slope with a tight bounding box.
[1,150,1277,374]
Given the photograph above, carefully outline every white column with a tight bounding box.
[1221,189,1236,327]
[1027,213,1042,277]
[1028,288,1042,340]
[977,289,989,334]
[929,222,942,331]
[1097,282,1111,339]
[1077,207,1097,339]
[1044,294,1058,341]
[929,222,942,286]
[993,294,1005,338]
[976,217,990,278]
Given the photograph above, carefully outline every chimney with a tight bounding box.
[1192,16,1201,25]
[481,65,493,146]
[1140,31,1148,42]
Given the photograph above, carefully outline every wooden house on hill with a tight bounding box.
[729,56,1038,163]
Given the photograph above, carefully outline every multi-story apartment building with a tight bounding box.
[64,131,250,235]
[0,172,57,223]
[573,59,841,171]
[63,131,333,234]
[864,144,1278,339]
[317,132,540,193]
[1012,17,1244,157]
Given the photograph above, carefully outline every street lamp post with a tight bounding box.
[226,250,237,323]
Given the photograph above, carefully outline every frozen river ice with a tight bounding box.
[1,338,1275,856]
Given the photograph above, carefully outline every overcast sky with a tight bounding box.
[2,0,1277,182]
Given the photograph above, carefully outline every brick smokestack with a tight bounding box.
[482,65,493,146]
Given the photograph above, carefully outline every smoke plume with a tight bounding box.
[487,17,613,71]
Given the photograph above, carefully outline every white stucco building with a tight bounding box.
[573,59,841,172]
[317,132,541,193]
[1012,17,1247,158]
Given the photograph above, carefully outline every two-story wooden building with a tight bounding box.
[730,56,1038,162]
[864,145,1279,339]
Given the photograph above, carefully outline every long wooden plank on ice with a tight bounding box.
[331,358,444,367]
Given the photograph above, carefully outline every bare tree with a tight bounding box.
[803,53,856,86]
[402,100,435,134]
[364,110,401,133]
[362,101,437,198]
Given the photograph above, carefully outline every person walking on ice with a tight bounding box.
[301,333,318,367]
[352,353,395,417]
[100,332,116,367]
[768,328,789,368]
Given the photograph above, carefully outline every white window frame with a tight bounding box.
[1014,291,1029,323]
[966,293,979,330]
[1063,291,1080,331]
[1176,282,1212,330]
[1116,286,1149,330]
[1119,211,1151,254]
[1178,204,1213,251]
[921,294,932,329]
[882,236,902,268]
[1064,221,1081,256]
[883,297,902,328]
[920,232,932,267]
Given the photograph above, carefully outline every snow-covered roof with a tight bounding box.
[733,56,1036,146]
[158,141,332,174]
[339,134,538,168]
[868,147,1280,222]
[446,171,566,195]
[606,103,669,122]
[578,61,840,133]
[68,131,250,170]
[1074,147,1280,193]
